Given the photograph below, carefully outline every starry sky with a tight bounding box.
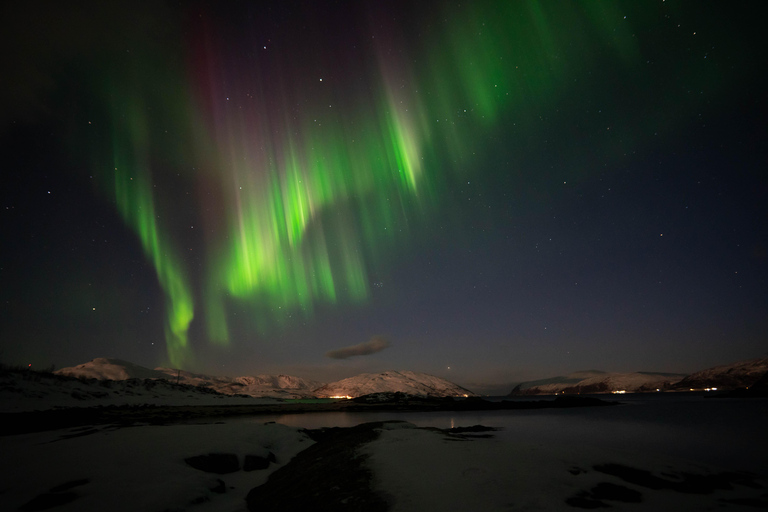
[1,1,766,394]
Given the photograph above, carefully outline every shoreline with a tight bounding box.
[0,395,617,436]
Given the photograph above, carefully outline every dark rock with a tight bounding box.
[185,453,240,474]
[246,422,390,512]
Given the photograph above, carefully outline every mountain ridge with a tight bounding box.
[56,358,322,399]
[315,370,477,398]
[508,370,686,396]
[54,359,477,398]
[669,357,768,391]
[53,355,768,399]
[508,357,768,395]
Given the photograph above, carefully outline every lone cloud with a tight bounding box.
[325,336,390,359]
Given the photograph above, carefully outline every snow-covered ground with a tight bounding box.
[0,421,312,512]
[2,405,766,512]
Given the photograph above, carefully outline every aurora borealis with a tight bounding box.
[2,1,766,392]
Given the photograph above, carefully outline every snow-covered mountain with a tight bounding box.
[56,358,322,398]
[508,371,685,395]
[56,358,171,381]
[669,357,768,391]
[0,367,270,413]
[313,370,477,398]
[152,367,323,398]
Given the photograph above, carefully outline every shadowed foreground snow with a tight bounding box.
[0,422,312,512]
[1,415,766,511]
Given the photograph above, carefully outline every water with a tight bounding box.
[233,394,768,474]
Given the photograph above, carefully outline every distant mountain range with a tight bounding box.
[51,355,768,400]
[54,358,474,399]
[55,358,322,399]
[668,357,768,391]
[313,370,476,398]
[508,357,768,396]
[508,370,685,396]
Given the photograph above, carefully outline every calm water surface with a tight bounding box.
[230,394,768,473]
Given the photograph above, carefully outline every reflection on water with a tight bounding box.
[233,394,768,474]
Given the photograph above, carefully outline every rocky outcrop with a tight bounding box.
[246,422,390,512]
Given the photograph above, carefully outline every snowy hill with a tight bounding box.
[509,370,608,391]
[0,368,271,413]
[509,371,685,395]
[313,370,477,398]
[56,358,171,381]
[152,368,323,398]
[55,358,322,399]
[669,357,768,391]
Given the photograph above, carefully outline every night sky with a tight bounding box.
[1,1,766,394]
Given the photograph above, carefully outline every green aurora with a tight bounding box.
[95,1,722,366]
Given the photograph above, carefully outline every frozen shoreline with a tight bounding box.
[1,416,766,512]
[2,370,766,511]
